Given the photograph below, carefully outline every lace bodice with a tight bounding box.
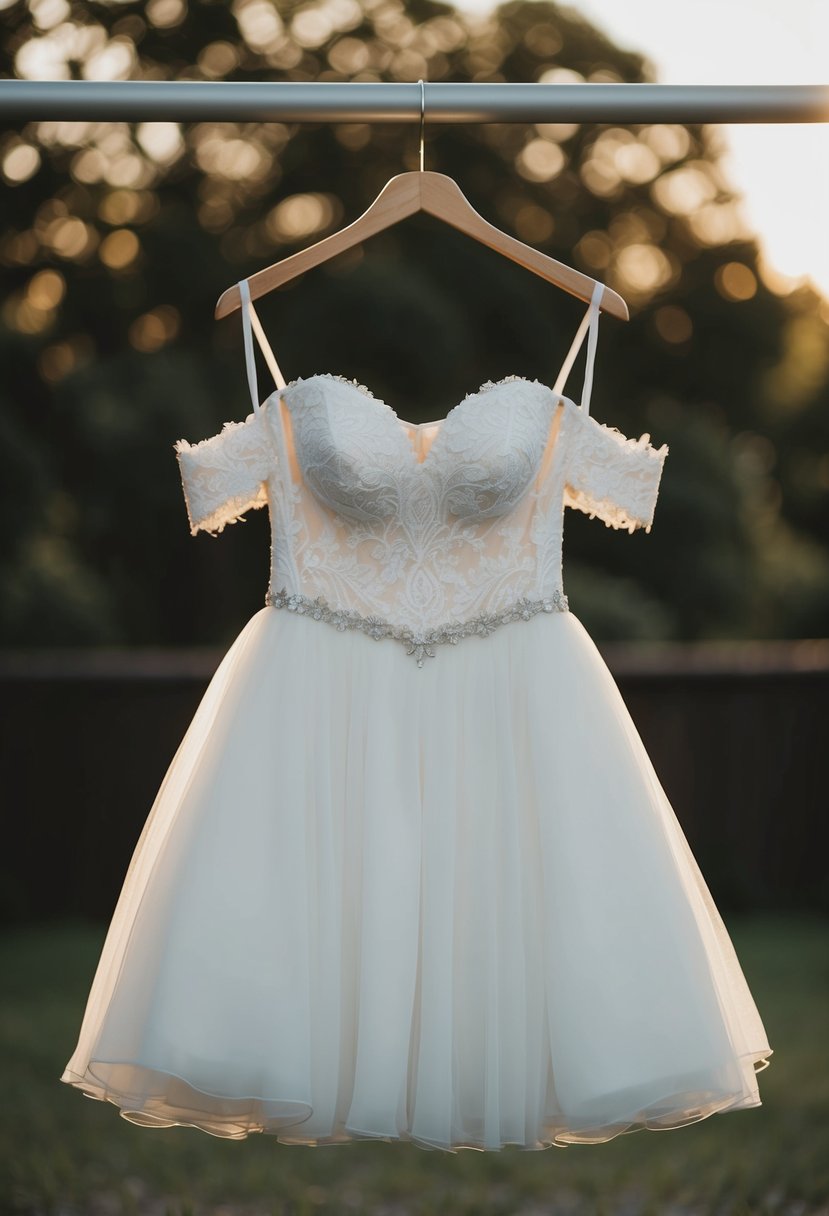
[174,280,668,662]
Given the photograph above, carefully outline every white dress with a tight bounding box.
[60,279,772,1152]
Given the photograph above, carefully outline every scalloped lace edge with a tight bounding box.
[565,410,669,533]
[586,417,670,460]
[182,487,269,538]
[278,372,564,413]
[565,484,656,534]
[173,414,269,535]
[172,413,259,460]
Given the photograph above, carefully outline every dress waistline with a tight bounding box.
[264,586,569,667]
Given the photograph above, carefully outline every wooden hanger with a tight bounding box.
[216,81,629,323]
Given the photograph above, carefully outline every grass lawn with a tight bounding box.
[1,913,827,1216]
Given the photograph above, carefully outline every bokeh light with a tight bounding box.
[715,262,758,302]
[128,304,181,351]
[266,193,342,242]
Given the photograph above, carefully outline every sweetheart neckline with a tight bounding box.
[270,371,569,427]
[267,372,572,471]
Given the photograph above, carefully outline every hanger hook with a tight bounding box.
[418,78,426,172]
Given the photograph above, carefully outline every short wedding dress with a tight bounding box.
[60,279,772,1151]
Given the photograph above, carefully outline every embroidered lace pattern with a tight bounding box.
[276,374,558,522]
[258,375,568,638]
[265,585,569,667]
[562,402,669,535]
[174,412,271,537]
[174,374,669,656]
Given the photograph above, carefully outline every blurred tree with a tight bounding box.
[0,0,827,646]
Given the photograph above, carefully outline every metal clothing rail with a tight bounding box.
[1,81,828,124]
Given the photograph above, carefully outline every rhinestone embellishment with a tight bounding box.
[265,586,569,667]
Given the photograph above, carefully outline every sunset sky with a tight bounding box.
[455,0,829,300]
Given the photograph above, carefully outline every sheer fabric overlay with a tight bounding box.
[60,607,771,1149]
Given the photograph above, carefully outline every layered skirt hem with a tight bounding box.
[59,606,773,1153]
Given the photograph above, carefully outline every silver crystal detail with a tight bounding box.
[265,586,569,667]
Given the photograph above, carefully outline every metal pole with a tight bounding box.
[0,81,827,124]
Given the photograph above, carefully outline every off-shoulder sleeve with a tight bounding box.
[173,409,272,537]
[562,402,669,534]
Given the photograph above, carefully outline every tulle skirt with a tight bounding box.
[60,605,772,1151]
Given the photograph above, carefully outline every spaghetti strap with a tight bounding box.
[552,280,604,416]
[239,279,287,415]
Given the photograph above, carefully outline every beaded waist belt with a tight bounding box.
[265,586,569,667]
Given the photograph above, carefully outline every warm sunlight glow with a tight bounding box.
[579,156,621,198]
[42,215,98,260]
[614,141,661,185]
[575,230,613,270]
[515,138,566,183]
[327,36,371,74]
[197,40,241,77]
[715,262,759,302]
[99,228,140,270]
[128,305,181,351]
[38,334,95,382]
[650,164,717,216]
[82,36,135,81]
[27,268,66,310]
[764,313,829,410]
[30,0,71,31]
[267,193,342,241]
[236,0,285,52]
[513,203,555,243]
[654,304,693,344]
[614,243,675,294]
[724,124,829,299]
[688,201,752,247]
[98,189,154,226]
[194,131,272,182]
[2,142,41,183]
[136,122,185,165]
[455,0,829,300]
[146,0,187,30]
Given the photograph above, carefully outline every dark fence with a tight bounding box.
[1,639,827,926]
